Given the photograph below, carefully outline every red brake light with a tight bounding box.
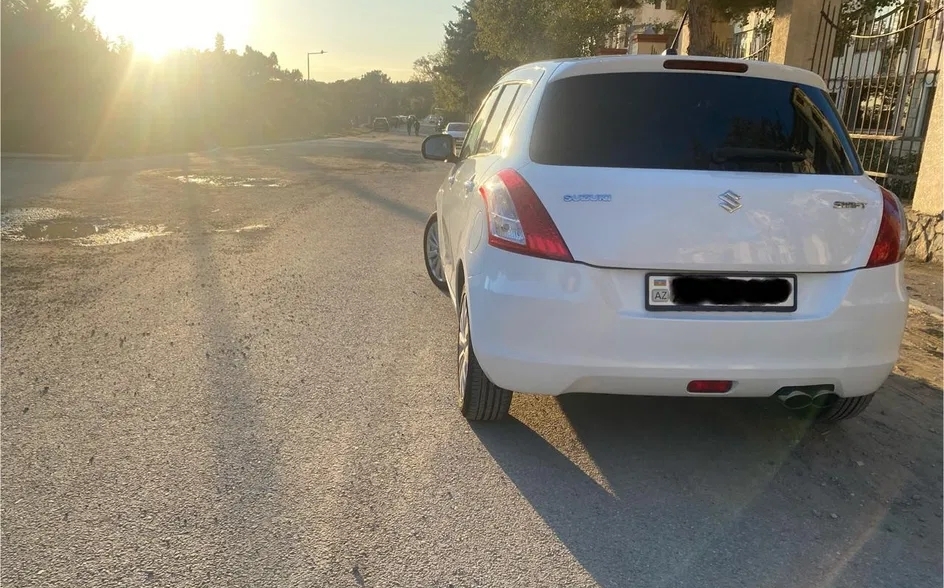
[687,380,733,393]
[478,169,573,262]
[663,59,748,73]
[866,186,908,268]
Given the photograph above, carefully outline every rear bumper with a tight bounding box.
[466,249,908,398]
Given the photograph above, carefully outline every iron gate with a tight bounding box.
[812,0,943,200]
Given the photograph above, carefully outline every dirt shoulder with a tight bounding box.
[905,260,943,311]
[895,307,943,388]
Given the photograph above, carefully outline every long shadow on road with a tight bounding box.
[238,135,428,171]
[317,174,430,225]
[242,145,433,225]
[179,157,302,585]
[473,379,943,588]
[0,153,193,208]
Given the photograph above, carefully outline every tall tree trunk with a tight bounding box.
[686,0,719,56]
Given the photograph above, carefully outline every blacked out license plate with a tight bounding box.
[645,273,797,312]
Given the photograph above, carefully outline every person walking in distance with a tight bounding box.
[413,119,420,136]
[406,116,413,136]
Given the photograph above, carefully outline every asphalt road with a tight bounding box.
[2,130,942,588]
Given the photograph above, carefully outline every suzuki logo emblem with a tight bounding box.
[718,190,742,213]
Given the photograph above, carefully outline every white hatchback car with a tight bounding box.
[420,55,909,423]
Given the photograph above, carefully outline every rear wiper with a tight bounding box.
[711,147,806,163]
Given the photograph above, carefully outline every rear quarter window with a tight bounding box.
[529,72,862,175]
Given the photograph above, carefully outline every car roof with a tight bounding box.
[501,54,826,91]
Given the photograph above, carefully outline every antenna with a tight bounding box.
[662,7,689,56]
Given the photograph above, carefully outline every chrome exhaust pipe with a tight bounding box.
[776,389,813,410]
[810,390,839,409]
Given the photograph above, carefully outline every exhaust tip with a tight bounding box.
[775,385,836,411]
[811,391,839,408]
[777,390,812,410]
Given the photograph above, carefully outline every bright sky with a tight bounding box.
[83,0,458,81]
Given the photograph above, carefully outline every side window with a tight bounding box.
[495,83,534,151]
[476,84,520,154]
[459,87,501,160]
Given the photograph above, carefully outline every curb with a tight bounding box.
[909,299,944,318]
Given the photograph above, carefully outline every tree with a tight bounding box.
[620,0,902,57]
[0,0,434,154]
[687,0,776,55]
[411,55,436,83]
[425,1,511,119]
[471,0,631,62]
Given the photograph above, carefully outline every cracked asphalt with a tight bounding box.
[2,130,942,588]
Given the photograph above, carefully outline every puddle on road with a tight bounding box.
[21,218,104,240]
[213,224,270,234]
[172,175,287,188]
[75,226,172,246]
[0,207,70,231]
[1,208,170,246]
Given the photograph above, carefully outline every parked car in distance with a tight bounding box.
[420,54,909,424]
[444,122,469,153]
[372,117,390,132]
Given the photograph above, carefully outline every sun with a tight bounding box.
[84,0,252,59]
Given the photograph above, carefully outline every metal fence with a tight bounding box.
[727,27,773,61]
[706,25,773,60]
[812,0,943,200]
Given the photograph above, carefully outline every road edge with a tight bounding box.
[1,152,74,161]
[1,130,375,163]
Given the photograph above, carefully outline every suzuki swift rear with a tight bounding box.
[420,55,909,423]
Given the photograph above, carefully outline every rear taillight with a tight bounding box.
[866,186,908,268]
[478,169,573,262]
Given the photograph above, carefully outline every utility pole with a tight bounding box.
[307,50,326,82]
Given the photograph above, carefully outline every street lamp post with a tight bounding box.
[307,50,326,82]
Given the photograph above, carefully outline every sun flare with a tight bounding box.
[84,0,252,59]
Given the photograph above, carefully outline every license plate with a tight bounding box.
[646,273,797,312]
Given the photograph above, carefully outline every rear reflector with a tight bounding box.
[687,380,733,393]
[663,59,748,73]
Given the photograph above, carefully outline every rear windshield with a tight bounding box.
[529,72,861,175]
[446,123,469,132]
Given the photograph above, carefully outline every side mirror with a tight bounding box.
[422,134,458,163]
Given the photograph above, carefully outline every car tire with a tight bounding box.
[458,284,513,421]
[816,393,875,423]
[423,212,448,292]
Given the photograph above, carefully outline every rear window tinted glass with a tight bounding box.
[529,72,861,175]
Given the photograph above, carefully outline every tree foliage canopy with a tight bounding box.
[1,0,433,155]
[414,2,511,120]
[471,0,632,63]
